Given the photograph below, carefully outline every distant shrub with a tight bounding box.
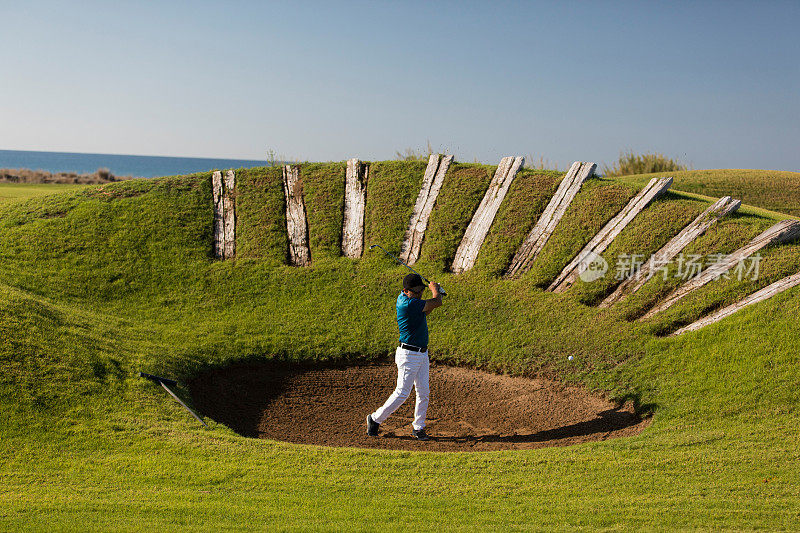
[96,168,113,181]
[0,168,128,184]
[602,151,686,177]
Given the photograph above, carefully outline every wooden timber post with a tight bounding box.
[282,164,311,266]
[399,154,454,265]
[212,169,236,260]
[342,158,369,258]
[671,271,800,335]
[548,176,673,293]
[506,161,595,278]
[599,196,741,308]
[451,156,524,274]
[640,219,800,320]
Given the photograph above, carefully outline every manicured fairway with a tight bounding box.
[616,169,800,217]
[0,182,90,203]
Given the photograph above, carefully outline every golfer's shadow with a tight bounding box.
[393,407,645,444]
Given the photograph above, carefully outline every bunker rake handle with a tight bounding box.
[139,372,208,428]
[368,244,447,296]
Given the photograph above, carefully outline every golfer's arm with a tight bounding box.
[423,289,442,315]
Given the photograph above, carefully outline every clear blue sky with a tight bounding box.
[2,1,798,171]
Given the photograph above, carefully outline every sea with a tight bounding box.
[0,149,267,179]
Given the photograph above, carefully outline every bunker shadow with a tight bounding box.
[388,407,646,444]
[188,358,383,438]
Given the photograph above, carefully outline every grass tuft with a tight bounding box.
[603,150,687,177]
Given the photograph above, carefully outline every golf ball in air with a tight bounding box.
[568,356,574,361]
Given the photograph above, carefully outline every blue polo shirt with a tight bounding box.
[396,292,428,348]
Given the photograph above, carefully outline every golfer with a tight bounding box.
[366,273,443,441]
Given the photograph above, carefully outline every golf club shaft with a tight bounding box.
[369,245,447,296]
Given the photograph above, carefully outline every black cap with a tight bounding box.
[403,273,425,291]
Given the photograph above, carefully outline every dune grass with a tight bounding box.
[2,166,800,530]
[602,150,686,177]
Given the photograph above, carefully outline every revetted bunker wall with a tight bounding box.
[210,157,800,336]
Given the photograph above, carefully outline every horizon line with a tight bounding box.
[0,147,267,163]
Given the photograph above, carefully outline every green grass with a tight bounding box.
[302,162,347,259]
[521,178,638,288]
[614,208,777,326]
[570,192,707,306]
[363,160,429,257]
[234,167,286,262]
[0,182,90,203]
[473,169,563,277]
[617,169,800,217]
[417,163,495,271]
[2,164,800,530]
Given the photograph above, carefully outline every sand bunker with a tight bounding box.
[189,362,649,452]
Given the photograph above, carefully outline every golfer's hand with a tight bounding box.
[423,282,444,313]
[429,281,441,296]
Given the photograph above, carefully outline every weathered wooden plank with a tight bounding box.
[599,196,741,307]
[342,158,369,258]
[671,271,800,335]
[451,156,524,274]
[222,170,236,259]
[400,154,453,265]
[505,161,596,278]
[282,164,311,266]
[548,176,673,293]
[212,171,224,258]
[212,169,236,260]
[640,219,800,320]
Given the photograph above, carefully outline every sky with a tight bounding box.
[1,0,799,171]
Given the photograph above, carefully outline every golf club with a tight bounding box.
[368,244,447,296]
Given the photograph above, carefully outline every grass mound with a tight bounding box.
[2,163,800,529]
[616,169,800,217]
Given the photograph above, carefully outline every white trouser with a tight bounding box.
[371,347,430,431]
